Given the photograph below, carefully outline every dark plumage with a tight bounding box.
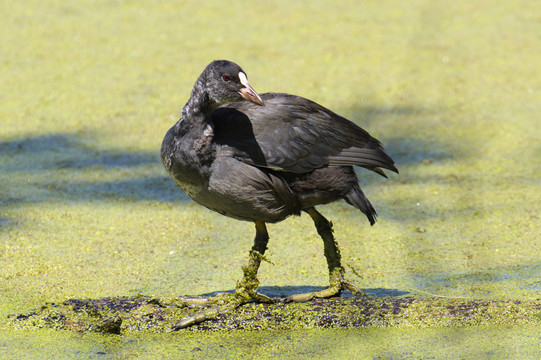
[161,60,397,329]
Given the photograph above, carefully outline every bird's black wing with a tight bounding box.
[212,93,398,176]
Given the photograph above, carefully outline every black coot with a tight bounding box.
[161,60,397,329]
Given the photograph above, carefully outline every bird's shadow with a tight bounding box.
[348,104,465,166]
[200,286,409,299]
[0,133,189,207]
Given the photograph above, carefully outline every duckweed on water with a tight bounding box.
[1,0,541,358]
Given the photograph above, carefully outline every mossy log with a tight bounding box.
[9,296,541,333]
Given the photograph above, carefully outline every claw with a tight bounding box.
[171,307,220,331]
[170,295,242,331]
[284,270,365,303]
[179,297,212,307]
[169,289,279,331]
[284,282,364,303]
[342,279,365,297]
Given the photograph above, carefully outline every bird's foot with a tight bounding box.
[284,268,364,303]
[171,246,277,330]
[170,293,239,331]
[170,277,276,331]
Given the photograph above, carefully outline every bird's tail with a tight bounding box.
[344,185,377,226]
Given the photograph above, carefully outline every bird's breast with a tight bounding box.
[161,125,215,201]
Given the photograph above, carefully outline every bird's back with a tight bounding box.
[214,93,397,176]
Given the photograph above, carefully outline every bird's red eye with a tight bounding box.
[222,75,231,82]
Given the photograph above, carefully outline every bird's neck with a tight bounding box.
[176,84,209,133]
[183,75,222,119]
[174,78,216,137]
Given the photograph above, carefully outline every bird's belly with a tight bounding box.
[172,178,264,221]
[167,155,299,223]
[193,188,288,223]
[196,159,301,222]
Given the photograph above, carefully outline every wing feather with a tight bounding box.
[212,93,398,176]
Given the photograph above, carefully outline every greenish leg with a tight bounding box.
[171,220,274,331]
[285,207,364,303]
[234,221,275,303]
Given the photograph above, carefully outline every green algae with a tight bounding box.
[8,296,541,333]
[1,326,541,359]
[1,0,541,358]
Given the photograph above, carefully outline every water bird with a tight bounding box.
[160,60,397,329]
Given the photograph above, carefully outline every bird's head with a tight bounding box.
[202,60,264,107]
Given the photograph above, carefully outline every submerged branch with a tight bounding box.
[8,296,541,333]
